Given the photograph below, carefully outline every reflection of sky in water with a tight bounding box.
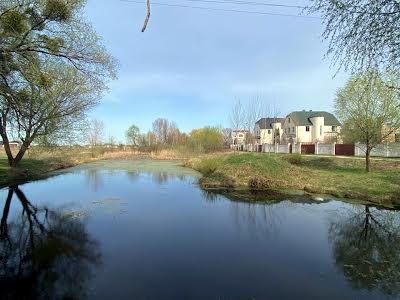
[0,160,399,300]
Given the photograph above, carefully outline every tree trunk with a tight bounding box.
[0,131,15,167]
[0,188,14,239]
[11,142,30,167]
[365,148,371,172]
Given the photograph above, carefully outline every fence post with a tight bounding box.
[386,142,390,157]
[332,142,336,156]
[315,142,319,155]
[298,143,302,154]
[355,143,359,156]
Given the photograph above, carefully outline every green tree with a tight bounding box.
[335,70,400,171]
[309,0,400,72]
[0,0,116,167]
[126,124,140,146]
[189,127,224,153]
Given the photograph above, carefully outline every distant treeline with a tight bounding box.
[127,118,231,153]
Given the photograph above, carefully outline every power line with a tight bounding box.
[120,0,319,19]
[138,0,307,9]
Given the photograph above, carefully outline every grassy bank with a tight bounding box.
[0,147,144,187]
[184,153,400,205]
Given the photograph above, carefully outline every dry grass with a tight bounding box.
[0,147,147,187]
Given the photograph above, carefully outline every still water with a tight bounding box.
[0,160,399,300]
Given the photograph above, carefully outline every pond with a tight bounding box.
[0,159,399,300]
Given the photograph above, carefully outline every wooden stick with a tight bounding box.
[141,0,151,32]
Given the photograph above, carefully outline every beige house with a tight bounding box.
[255,118,285,144]
[383,124,400,143]
[281,110,341,144]
[231,129,249,145]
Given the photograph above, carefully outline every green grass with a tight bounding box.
[186,153,400,205]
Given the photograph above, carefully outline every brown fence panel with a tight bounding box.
[301,144,315,154]
[335,144,355,156]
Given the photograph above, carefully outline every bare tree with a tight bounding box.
[88,119,105,146]
[244,95,268,143]
[108,135,116,146]
[221,128,232,148]
[229,98,244,132]
[152,118,169,144]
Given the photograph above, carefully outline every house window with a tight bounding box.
[320,125,323,136]
[292,127,295,133]
[268,130,271,134]
[306,126,310,132]
[288,118,291,123]
[332,126,337,132]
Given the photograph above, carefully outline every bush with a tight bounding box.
[189,127,224,153]
[196,157,223,175]
[284,153,303,165]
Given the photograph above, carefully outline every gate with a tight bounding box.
[289,143,293,154]
[301,144,315,154]
[335,144,355,156]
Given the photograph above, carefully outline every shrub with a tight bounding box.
[189,127,224,153]
[196,157,223,175]
[284,153,303,165]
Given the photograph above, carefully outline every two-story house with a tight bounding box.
[231,129,249,145]
[255,118,285,144]
[281,110,341,144]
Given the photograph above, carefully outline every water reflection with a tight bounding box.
[84,166,193,191]
[329,205,400,297]
[229,201,287,239]
[85,168,104,192]
[0,186,101,300]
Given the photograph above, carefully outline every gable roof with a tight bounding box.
[286,111,341,126]
[256,118,285,129]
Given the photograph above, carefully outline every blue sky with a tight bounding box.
[84,0,348,142]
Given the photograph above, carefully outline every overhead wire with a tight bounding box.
[120,0,319,19]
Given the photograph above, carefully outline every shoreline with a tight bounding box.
[185,152,400,207]
[1,151,399,208]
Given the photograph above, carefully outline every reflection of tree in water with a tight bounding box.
[229,202,287,239]
[126,171,140,184]
[152,172,169,185]
[202,190,287,238]
[150,172,188,185]
[85,168,104,192]
[0,186,101,300]
[329,205,400,297]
